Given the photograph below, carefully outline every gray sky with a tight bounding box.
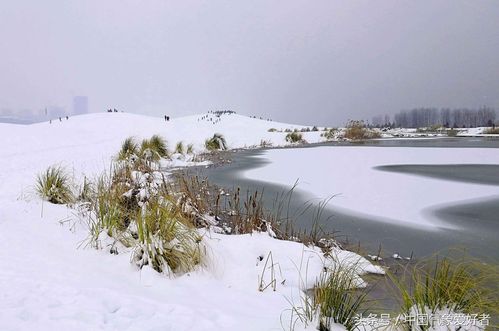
[1,1,498,125]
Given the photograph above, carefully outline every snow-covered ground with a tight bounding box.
[0,113,384,331]
[2,112,494,330]
[242,146,499,230]
[1,197,377,331]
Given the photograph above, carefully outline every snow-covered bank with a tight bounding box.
[242,146,499,229]
[1,196,384,330]
[382,126,499,138]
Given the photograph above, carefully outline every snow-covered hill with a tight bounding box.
[0,112,323,200]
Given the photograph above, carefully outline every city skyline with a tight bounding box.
[0,95,89,123]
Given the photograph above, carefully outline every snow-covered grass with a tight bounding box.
[140,134,169,161]
[174,141,185,154]
[35,165,74,204]
[117,136,139,161]
[388,256,498,331]
[314,262,372,330]
[205,133,228,151]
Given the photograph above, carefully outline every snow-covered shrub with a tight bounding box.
[285,132,304,143]
[267,128,278,132]
[484,127,499,134]
[94,174,136,238]
[149,134,169,156]
[259,139,272,148]
[140,135,169,161]
[36,166,74,204]
[174,141,185,154]
[186,143,194,154]
[447,128,459,137]
[132,197,204,274]
[83,165,137,247]
[117,136,169,163]
[205,133,227,151]
[321,128,338,141]
[83,159,205,275]
[343,120,381,140]
[115,136,170,173]
[117,136,138,161]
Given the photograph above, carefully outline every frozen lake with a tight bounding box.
[198,137,499,261]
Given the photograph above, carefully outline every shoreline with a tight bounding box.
[193,140,499,264]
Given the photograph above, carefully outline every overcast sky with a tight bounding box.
[1,1,498,125]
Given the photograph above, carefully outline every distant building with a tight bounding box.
[72,96,88,115]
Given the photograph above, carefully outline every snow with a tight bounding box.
[458,127,499,137]
[0,202,297,330]
[0,199,380,331]
[242,146,499,229]
[2,112,490,330]
[380,126,499,138]
[0,112,323,202]
[0,112,381,331]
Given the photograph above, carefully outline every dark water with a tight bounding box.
[375,164,499,186]
[192,138,499,262]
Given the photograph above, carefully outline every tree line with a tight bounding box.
[371,107,496,128]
